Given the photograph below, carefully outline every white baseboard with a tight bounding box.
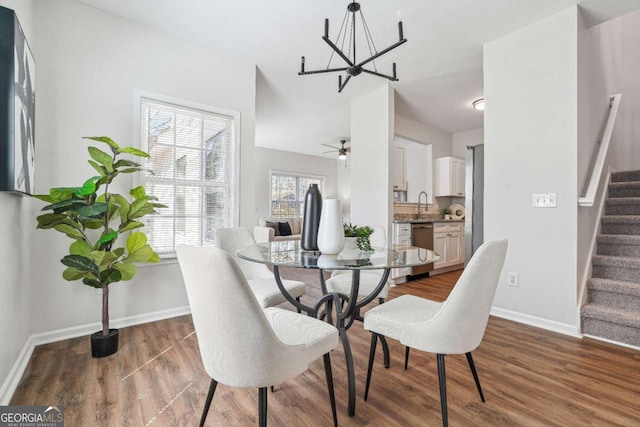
[490,306,580,338]
[0,305,191,405]
[583,334,640,351]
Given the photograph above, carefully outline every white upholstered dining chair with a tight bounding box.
[176,245,339,427]
[216,227,306,308]
[363,239,508,427]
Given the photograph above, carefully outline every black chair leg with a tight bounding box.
[404,346,410,370]
[379,335,390,368]
[259,387,268,427]
[295,297,301,314]
[199,379,218,427]
[437,354,448,427]
[364,332,378,401]
[323,353,338,427]
[466,352,485,402]
[270,385,275,392]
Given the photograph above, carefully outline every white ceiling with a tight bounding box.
[75,0,640,157]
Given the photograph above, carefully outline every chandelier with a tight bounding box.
[299,1,407,93]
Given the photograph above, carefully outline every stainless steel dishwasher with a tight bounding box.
[412,223,434,275]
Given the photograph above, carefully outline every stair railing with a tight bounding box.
[578,93,622,207]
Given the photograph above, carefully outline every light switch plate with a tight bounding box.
[532,193,557,208]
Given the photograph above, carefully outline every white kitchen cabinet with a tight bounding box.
[435,156,465,197]
[392,144,406,192]
[391,222,412,281]
[432,222,465,272]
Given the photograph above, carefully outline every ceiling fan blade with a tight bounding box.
[321,143,339,150]
[322,150,337,154]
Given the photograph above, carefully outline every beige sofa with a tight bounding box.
[254,217,303,243]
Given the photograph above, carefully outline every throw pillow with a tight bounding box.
[265,221,280,236]
[279,221,292,236]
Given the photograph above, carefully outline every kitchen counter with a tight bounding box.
[393,219,464,224]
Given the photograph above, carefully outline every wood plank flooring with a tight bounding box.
[10,269,640,426]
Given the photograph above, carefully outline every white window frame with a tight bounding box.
[269,170,325,218]
[134,89,241,258]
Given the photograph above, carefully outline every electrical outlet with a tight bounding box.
[508,272,519,287]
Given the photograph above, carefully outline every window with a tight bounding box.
[137,92,239,255]
[270,171,325,217]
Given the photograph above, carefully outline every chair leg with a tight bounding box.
[404,346,410,370]
[199,379,218,427]
[295,297,301,314]
[465,352,485,402]
[259,387,268,427]
[364,332,378,401]
[323,353,338,427]
[379,335,390,368]
[270,385,275,393]
[437,354,448,427]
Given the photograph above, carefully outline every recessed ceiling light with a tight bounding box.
[472,98,485,111]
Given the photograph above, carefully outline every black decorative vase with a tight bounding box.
[91,328,119,358]
[301,184,322,251]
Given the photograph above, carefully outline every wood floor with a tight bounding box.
[11,269,640,426]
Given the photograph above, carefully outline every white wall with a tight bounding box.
[336,158,351,222]
[27,0,256,336]
[452,127,484,159]
[0,0,35,404]
[252,147,337,222]
[484,6,579,331]
[350,85,394,231]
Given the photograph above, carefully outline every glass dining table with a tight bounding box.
[237,240,439,417]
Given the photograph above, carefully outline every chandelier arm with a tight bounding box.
[299,67,349,76]
[361,68,398,81]
[350,5,356,63]
[356,38,407,68]
[322,36,354,66]
[338,74,352,93]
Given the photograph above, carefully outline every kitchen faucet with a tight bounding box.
[417,191,428,218]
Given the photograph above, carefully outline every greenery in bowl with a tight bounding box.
[34,136,165,337]
[343,223,374,251]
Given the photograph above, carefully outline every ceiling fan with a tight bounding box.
[322,139,351,160]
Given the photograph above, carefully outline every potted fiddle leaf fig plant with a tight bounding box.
[34,136,165,358]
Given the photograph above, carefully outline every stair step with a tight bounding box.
[587,278,640,310]
[592,255,640,282]
[605,197,640,215]
[582,304,640,346]
[611,170,640,183]
[600,215,640,235]
[597,234,640,257]
[608,181,640,198]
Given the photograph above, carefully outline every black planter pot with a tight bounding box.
[301,183,322,251]
[91,328,119,358]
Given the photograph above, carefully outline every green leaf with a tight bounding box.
[88,146,114,173]
[83,136,119,150]
[90,250,120,268]
[32,194,55,203]
[119,167,142,174]
[82,278,103,289]
[88,160,106,176]
[123,244,156,263]
[82,219,104,229]
[50,188,75,202]
[112,194,131,222]
[128,199,154,220]
[100,268,122,285]
[113,159,141,169]
[119,221,143,232]
[114,262,136,281]
[74,177,99,196]
[118,147,150,158]
[62,267,88,281]
[130,186,146,200]
[54,224,85,240]
[96,231,118,247]
[126,232,147,254]
[61,255,100,276]
[37,213,74,229]
[69,240,91,256]
[77,203,109,219]
[113,247,125,257]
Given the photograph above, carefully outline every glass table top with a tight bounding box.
[237,240,439,271]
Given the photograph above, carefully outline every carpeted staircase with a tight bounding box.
[582,170,640,347]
